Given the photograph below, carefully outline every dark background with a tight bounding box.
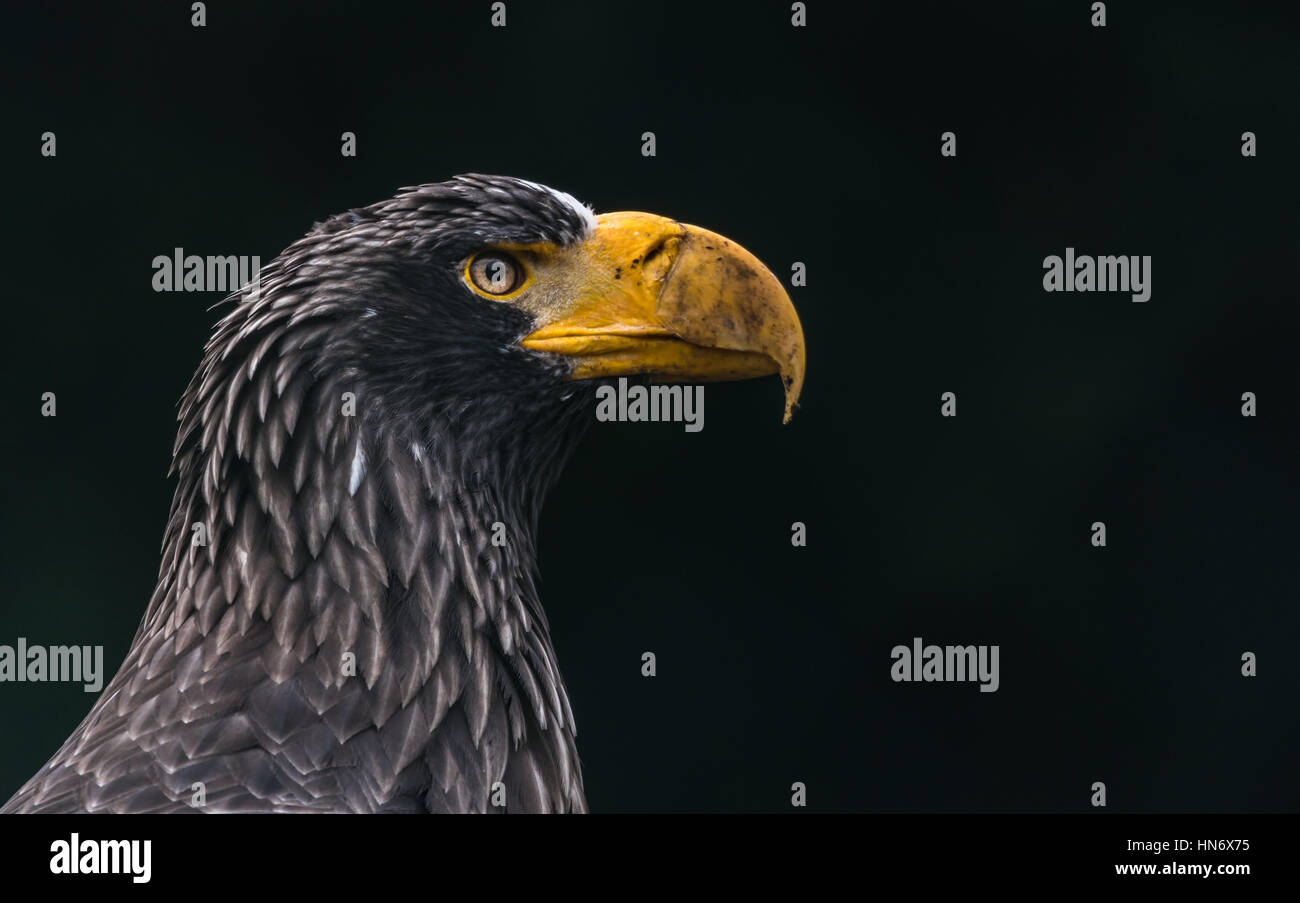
[1,1,1297,812]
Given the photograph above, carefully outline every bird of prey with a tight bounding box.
[3,175,805,813]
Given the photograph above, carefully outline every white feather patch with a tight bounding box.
[349,444,366,496]
[518,179,597,239]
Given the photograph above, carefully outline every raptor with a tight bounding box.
[3,175,805,813]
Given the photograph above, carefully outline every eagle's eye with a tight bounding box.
[466,252,525,297]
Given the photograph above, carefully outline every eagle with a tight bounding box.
[3,175,805,813]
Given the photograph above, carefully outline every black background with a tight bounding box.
[1,0,1297,812]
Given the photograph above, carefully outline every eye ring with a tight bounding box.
[466,252,526,298]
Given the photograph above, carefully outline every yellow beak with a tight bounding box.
[520,212,806,422]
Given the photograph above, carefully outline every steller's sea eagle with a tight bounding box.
[3,175,805,813]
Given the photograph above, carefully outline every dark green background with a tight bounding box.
[2,1,1297,811]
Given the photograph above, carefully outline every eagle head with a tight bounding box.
[4,175,805,814]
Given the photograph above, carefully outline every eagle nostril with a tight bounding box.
[639,236,679,283]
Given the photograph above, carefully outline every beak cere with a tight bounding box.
[520,211,806,422]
